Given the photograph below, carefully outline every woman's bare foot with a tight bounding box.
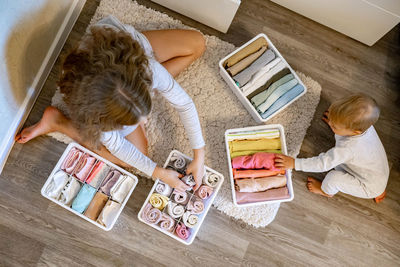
[374,191,386,203]
[307,177,333,197]
[15,106,67,143]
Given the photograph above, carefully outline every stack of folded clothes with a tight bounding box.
[140,152,222,241]
[223,37,305,120]
[227,129,290,204]
[44,147,135,228]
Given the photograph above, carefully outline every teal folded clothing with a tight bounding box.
[251,74,294,107]
[233,49,276,87]
[261,84,304,119]
[257,78,298,113]
[71,184,97,213]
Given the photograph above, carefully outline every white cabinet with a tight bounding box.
[151,0,241,33]
[271,0,400,46]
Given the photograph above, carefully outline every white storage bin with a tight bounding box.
[138,150,224,245]
[219,33,307,123]
[225,124,294,207]
[41,142,138,231]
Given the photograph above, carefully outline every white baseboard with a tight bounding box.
[0,0,86,174]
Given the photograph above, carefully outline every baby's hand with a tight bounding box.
[274,154,295,170]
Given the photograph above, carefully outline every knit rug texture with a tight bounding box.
[48,0,321,227]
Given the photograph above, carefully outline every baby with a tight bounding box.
[275,93,389,202]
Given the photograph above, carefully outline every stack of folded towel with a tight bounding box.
[45,147,135,228]
[223,37,305,120]
[141,152,222,241]
[227,129,290,204]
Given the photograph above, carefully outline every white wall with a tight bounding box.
[0,0,86,173]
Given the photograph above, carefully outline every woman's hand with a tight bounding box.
[153,166,190,192]
[274,154,295,170]
[186,147,205,191]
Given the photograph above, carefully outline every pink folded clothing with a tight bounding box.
[61,148,84,174]
[235,175,287,193]
[233,169,285,179]
[232,152,279,170]
[86,161,111,188]
[159,213,175,232]
[141,203,162,224]
[172,190,189,204]
[195,185,213,200]
[74,154,96,181]
[186,197,204,214]
[175,223,190,240]
[235,187,290,204]
[100,170,122,195]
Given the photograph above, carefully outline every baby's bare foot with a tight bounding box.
[15,106,66,143]
[307,177,333,197]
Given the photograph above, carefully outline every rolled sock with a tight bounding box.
[100,170,122,195]
[186,197,204,214]
[235,175,287,193]
[233,169,285,179]
[86,161,111,188]
[232,152,279,170]
[97,199,121,227]
[45,170,70,199]
[203,172,220,187]
[84,192,108,220]
[141,203,162,224]
[71,184,96,213]
[261,84,305,119]
[159,213,175,232]
[195,185,214,200]
[241,59,285,96]
[175,223,190,240]
[110,175,134,203]
[170,154,186,172]
[251,74,294,107]
[235,187,290,204]
[155,181,172,196]
[172,190,189,205]
[225,37,267,67]
[233,49,276,87]
[181,174,196,187]
[230,149,281,158]
[229,138,281,152]
[182,211,199,228]
[256,78,299,113]
[149,193,169,210]
[58,177,81,205]
[227,46,267,76]
[74,154,96,182]
[61,148,83,174]
[167,201,185,219]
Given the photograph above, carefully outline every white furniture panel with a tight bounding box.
[151,0,241,33]
[271,0,400,46]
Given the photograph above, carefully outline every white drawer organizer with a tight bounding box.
[138,150,224,245]
[219,33,307,123]
[225,124,294,207]
[41,142,138,231]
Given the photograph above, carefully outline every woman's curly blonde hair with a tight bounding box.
[58,26,152,147]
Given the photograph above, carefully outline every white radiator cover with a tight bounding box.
[151,0,241,33]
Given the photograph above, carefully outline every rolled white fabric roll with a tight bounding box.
[203,172,220,187]
[167,201,185,219]
[182,211,198,228]
[46,170,70,199]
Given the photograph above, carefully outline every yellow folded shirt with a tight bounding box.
[230,149,281,158]
[229,138,281,153]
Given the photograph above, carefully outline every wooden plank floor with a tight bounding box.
[1,0,399,266]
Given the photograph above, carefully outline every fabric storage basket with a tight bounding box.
[41,142,138,231]
[225,124,294,207]
[138,150,224,245]
[219,33,307,123]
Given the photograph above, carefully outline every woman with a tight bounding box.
[16,16,206,191]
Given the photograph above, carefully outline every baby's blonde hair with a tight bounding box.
[328,93,380,132]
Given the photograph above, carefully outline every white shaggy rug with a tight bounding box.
[48,0,321,227]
